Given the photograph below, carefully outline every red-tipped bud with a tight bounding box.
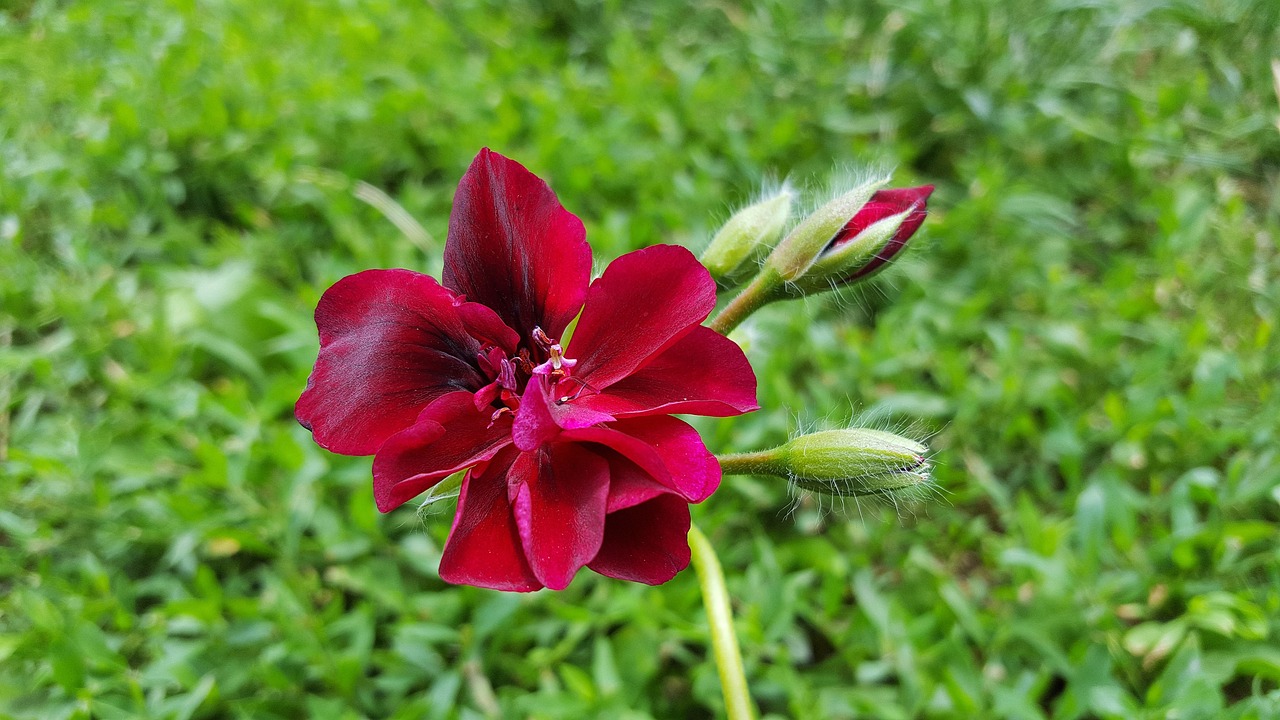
[765,176,888,281]
[786,184,933,296]
[836,185,933,281]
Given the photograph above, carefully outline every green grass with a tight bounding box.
[2,0,1279,717]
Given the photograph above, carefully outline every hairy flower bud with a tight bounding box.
[764,176,888,281]
[780,428,930,496]
[701,189,794,286]
[783,184,933,296]
[719,429,932,498]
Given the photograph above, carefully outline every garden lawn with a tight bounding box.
[2,1,1278,718]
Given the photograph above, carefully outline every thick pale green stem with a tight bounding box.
[0,324,9,462]
[707,270,783,336]
[716,451,786,477]
[688,523,755,720]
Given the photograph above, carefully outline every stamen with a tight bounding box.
[497,358,519,391]
[531,326,553,351]
[556,376,598,403]
[488,406,513,427]
[512,349,535,376]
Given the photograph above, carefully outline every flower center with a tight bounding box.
[476,326,579,422]
[530,326,577,379]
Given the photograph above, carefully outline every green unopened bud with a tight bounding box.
[764,176,888,281]
[781,429,929,497]
[718,428,931,498]
[701,189,794,286]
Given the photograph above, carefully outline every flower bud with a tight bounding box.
[701,188,794,285]
[778,428,931,497]
[764,176,888,281]
[783,184,933,296]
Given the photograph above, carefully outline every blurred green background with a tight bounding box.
[2,0,1279,718]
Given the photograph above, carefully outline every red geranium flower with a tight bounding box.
[296,149,759,591]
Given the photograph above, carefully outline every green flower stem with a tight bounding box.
[688,523,755,720]
[707,269,784,336]
[0,324,9,462]
[716,451,786,477]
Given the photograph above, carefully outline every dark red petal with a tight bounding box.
[567,244,718,390]
[511,378,561,452]
[564,416,721,504]
[372,392,513,512]
[456,302,521,353]
[511,443,610,590]
[602,451,671,513]
[563,427,671,489]
[610,416,721,503]
[439,447,542,592]
[295,269,508,456]
[513,378,615,452]
[569,326,759,419]
[443,149,591,339]
[588,494,691,585]
[472,381,501,411]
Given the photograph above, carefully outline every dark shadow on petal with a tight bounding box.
[589,494,691,585]
[296,269,510,456]
[442,148,591,341]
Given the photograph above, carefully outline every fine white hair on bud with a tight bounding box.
[716,426,935,511]
[780,428,932,498]
[701,184,795,286]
